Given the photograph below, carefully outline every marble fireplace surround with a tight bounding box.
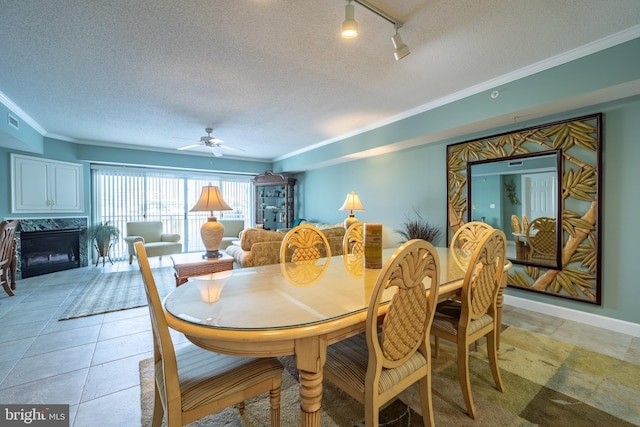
[6,217,89,279]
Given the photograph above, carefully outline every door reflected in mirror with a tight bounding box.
[468,150,562,269]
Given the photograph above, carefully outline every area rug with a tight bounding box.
[59,267,175,320]
[139,326,640,426]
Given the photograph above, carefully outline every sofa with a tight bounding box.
[226,221,345,268]
[218,219,246,250]
[124,221,182,264]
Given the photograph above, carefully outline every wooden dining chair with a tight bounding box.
[280,224,331,263]
[510,214,522,233]
[324,239,441,427]
[431,229,507,419]
[343,221,364,256]
[526,216,556,263]
[134,242,283,427]
[449,221,494,270]
[522,214,530,234]
[0,220,19,297]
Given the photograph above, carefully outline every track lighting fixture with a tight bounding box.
[340,0,410,61]
[341,0,358,39]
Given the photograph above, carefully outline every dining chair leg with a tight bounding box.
[364,392,378,427]
[457,339,476,419]
[487,330,505,392]
[151,386,164,427]
[1,280,14,297]
[418,375,435,427]
[270,386,281,427]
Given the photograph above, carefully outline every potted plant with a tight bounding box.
[395,208,442,245]
[89,221,120,258]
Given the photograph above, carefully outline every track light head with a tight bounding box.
[341,1,358,39]
[391,29,410,61]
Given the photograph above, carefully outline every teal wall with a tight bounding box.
[295,141,449,247]
[290,97,640,324]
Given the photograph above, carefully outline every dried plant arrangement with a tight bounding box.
[395,208,442,245]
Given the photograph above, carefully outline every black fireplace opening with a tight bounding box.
[20,229,81,278]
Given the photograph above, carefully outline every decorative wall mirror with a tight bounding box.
[468,150,562,269]
[447,114,602,304]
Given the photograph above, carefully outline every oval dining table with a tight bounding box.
[163,247,510,427]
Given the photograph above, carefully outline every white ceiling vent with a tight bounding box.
[7,113,19,130]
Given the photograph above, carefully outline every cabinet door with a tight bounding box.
[12,156,50,212]
[50,163,82,211]
[11,154,83,213]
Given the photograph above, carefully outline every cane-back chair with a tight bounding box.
[343,221,364,256]
[134,242,283,427]
[324,239,441,426]
[280,224,331,263]
[526,216,556,263]
[431,229,507,419]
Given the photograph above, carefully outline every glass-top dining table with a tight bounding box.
[163,247,510,427]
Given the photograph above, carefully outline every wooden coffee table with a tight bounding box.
[170,252,234,287]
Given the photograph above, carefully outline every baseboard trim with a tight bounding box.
[504,295,640,337]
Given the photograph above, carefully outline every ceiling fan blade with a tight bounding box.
[177,144,201,151]
[219,145,244,153]
[210,146,223,157]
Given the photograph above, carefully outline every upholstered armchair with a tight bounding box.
[218,219,246,250]
[124,221,182,264]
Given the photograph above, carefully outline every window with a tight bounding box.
[91,166,253,260]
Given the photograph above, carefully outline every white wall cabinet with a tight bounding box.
[11,154,84,213]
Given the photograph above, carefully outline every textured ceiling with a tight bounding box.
[1,0,639,161]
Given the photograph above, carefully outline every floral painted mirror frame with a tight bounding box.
[446,113,602,304]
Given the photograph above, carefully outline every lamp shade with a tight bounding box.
[190,185,232,214]
[339,191,365,212]
[190,185,232,258]
[339,191,365,229]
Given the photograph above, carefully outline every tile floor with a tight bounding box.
[0,259,638,427]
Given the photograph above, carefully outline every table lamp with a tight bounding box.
[190,184,232,258]
[339,191,365,229]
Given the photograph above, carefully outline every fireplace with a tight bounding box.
[20,229,81,278]
[9,217,89,279]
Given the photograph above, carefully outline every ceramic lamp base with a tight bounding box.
[200,216,224,257]
[344,215,359,229]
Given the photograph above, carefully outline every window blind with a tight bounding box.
[91,166,253,261]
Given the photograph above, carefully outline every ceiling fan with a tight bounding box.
[176,128,241,157]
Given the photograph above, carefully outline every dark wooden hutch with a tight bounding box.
[253,171,296,230]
